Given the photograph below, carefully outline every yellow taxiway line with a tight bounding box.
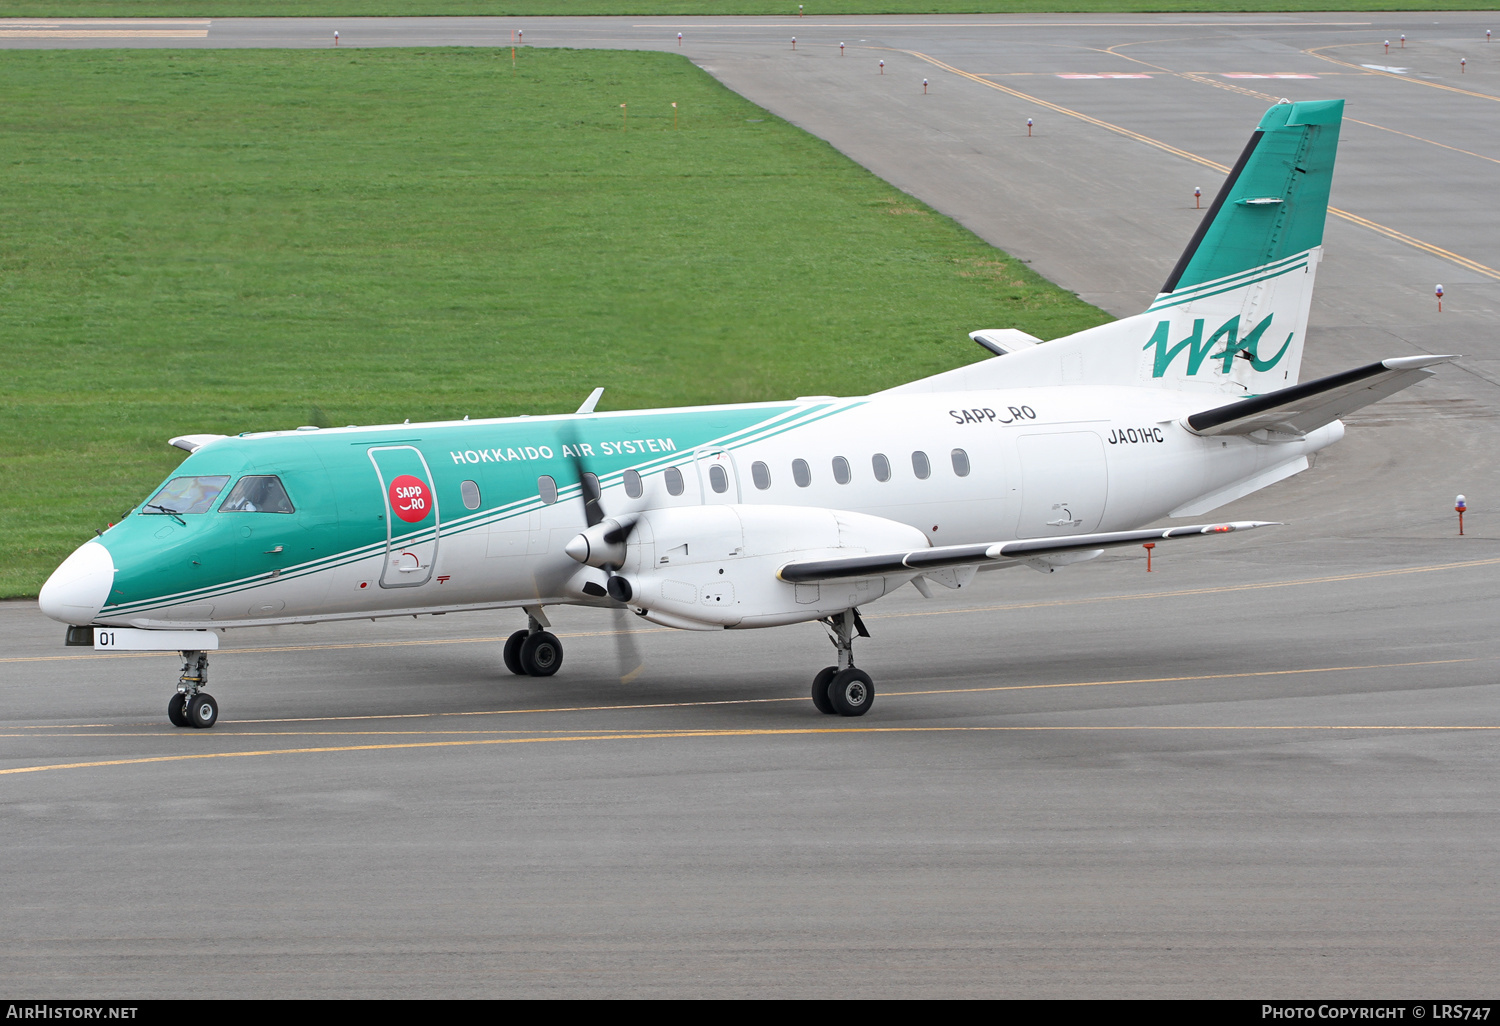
[7,556,1497,666]
[896,48,1500,283]
[5,720,1498,778]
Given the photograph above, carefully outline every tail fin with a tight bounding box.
[884,99,1344,398]
[1142,98,1343,392]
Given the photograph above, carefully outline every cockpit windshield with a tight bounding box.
[218,475,295,514]
[144,476,230,515]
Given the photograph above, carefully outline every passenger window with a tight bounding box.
[460,480,481,510]
[832,456,851,485]
[147,475,230,515]
[872,453,891,483]
[951,448,970,477]
[912,451,931,480]
[623,469,643,499]
[709,465,729,494]
[792,459,811,488]
[752,461,771,490]
[218,475,294,514]
[665,466,685,496]
[538,475,558,504]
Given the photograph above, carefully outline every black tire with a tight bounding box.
[167,693,190,728]
[519,631,563,677]
[186,692,219,729]
[503,630,528,675]
[811,666,838,715]
[828,668,874,717]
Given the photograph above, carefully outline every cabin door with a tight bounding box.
[368,445,441,588]
[694,448,740,504]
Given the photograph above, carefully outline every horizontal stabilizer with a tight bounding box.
[778,521,1276,584]
[1185,355,1456,437]
[970,328,1042,356]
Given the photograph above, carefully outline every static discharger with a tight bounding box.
[1456,495,1467,536]
[1143,542,1156,571]
[1436,283,1444,312]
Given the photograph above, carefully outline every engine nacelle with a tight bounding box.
[605,505,929,629]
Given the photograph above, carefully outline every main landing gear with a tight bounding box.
[812,609,874,717]
[504,606,564,678]
[167,650,218,728]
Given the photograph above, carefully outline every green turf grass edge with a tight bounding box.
[0,46,1112,596]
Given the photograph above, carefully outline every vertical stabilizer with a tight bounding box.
[883,99,1344,398]
[1141,98,1343,393]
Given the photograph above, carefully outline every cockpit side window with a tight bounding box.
[218,475,295,514]
[145,476,230,515]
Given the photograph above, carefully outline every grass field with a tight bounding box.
[0,47,1111,597]
[2,2,1496,18]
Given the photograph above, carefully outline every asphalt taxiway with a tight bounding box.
[2,14,1497,997]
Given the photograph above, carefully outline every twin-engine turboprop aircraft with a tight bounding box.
[41,99,1452,727]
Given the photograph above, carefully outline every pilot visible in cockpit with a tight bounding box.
[219,475,295,514]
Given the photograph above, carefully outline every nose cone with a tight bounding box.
[38,541,115,625]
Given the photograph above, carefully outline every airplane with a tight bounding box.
[39,98,1453,728]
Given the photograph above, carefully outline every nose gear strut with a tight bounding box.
[168,650,218,728]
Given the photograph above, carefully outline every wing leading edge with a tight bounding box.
[777,521,1277,584]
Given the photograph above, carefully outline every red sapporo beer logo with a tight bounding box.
[388,474,432,523]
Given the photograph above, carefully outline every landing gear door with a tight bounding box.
[694,448,740,504]
[368,445,440,588]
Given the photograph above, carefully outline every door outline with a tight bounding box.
[368,445,441,588]
[693,447,741,504]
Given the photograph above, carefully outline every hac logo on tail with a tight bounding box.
[1143,314,1294,377]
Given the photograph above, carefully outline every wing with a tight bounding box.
[777,521,1276,584]
[1184,355,1455,437]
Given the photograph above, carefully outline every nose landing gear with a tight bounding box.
[812,609,875,717]
[168,650,218,728]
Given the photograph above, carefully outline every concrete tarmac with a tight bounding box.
[2,14,1498,997]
